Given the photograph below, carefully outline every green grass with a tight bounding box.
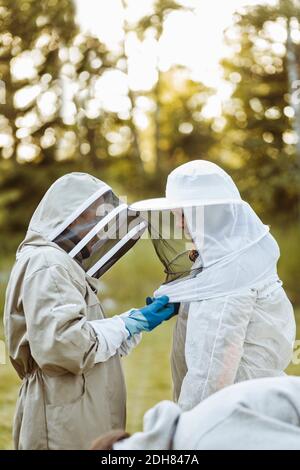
[286,312,300,376]
[123,318,175,434]
[0,361,20,450]
[0,236,299,449]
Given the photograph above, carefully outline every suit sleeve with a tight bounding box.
[23,264,101,376]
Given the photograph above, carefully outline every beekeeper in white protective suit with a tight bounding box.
[92,376,300,450]
[130,160,296,411]
[4,173,175,450]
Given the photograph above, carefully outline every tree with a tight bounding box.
[0,0,78,246]
[134,0,187,175]
[0,0,77,163]
[119,0,215,191]
[0,0,217,249]
[221,0,300,220]
[281,0,300,180]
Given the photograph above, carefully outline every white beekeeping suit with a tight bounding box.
[131,160,296,410]
[4,173,147,450]
[113,376,300,450]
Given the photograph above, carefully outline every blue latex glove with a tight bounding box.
[145,297,180,317]
[123,296,175,337]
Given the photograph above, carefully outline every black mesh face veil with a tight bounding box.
[51,187,147,278]
[147,210,203,285]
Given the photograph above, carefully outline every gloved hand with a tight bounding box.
[122,296,175,337]
[145,297,180,317]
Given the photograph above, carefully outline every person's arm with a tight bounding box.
[117,333,142,358]
[90,297,175,361]
[178,293,255,411]
[88,316,142,362]
[23,262,139,371]
[88,316,132,363]
[24,263,175,373]
[23,264,101,376]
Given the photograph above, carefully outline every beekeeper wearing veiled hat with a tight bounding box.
[131,160,296,411]
[4,172,175,450]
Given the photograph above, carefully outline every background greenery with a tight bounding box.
[0,0,300,449]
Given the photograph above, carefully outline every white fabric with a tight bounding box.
[130,160,242,211]
[118,311,143,355]
[89,315,141,363]
[38,172,145,281]
[118,332,142,357]
[114,377,300,450]
[154,230,280,303]
[22,172,110,243]
[132,160,282,303]
[48,184,111,242]
[154,201,280,303]
[6,173,129,449]
[166,160,241,203]
[131,161,296,408]
[175,282,295,411]
[174,376,300,450]
[130,197,242,211]
[114,401,181,450]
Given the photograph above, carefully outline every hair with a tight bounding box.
[90,430,130,450]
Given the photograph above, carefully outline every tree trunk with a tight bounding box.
[154,71,162,174]
[286,14,300,218]
[121,0,145,178]
[286,17,300,163]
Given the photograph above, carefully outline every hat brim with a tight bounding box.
[130,197,244,212]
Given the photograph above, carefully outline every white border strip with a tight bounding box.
[87,221,148,277]
[69,204,128,258]
[48,184,111,241]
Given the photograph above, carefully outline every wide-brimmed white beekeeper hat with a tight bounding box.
[130,160,243,212]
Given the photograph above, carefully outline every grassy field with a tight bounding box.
[0,237,299,449]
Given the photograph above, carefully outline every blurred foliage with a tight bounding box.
[0,0,79,253]
[0,0,216,246]
[0,0,300,246]
[275,224,300,305]
[0,0,300,450]
[221,0,300,219]
[0,0,299,269]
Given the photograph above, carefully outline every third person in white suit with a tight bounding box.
[92,376,300,450]
[131,160,296,411]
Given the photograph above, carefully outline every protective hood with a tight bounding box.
[114,401,181,450]
[18,172,146,278]
[130,160,280,302]
[114,378,300,450]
